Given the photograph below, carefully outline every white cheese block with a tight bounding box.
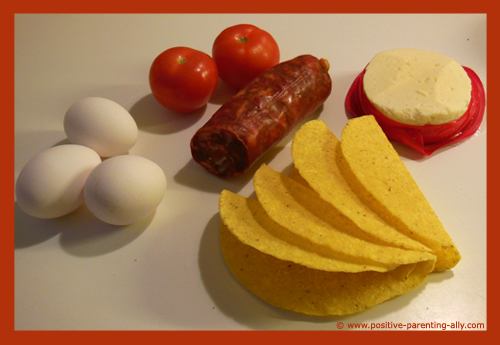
[363,48,472,126]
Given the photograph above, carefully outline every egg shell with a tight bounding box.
[84,155,167,226]
[64,97,138,158]
[15,144,102,219]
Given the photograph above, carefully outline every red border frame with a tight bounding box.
[5,2,495,342]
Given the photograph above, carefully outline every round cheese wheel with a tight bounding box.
[363,48,472,126]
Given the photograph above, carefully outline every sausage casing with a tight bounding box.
[190,55,332,178]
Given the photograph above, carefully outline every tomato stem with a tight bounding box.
[178,57,187,64]
[238,36,248,43]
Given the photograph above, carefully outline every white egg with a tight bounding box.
[84,155,167,226]
[15,144,102,219]
[63,97,138,158]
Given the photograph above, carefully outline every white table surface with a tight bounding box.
[14,13,487,330]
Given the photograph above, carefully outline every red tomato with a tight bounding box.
[149,47,218,113]
[212,24,280,89]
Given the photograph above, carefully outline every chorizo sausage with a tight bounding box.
[190,54,332,178]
